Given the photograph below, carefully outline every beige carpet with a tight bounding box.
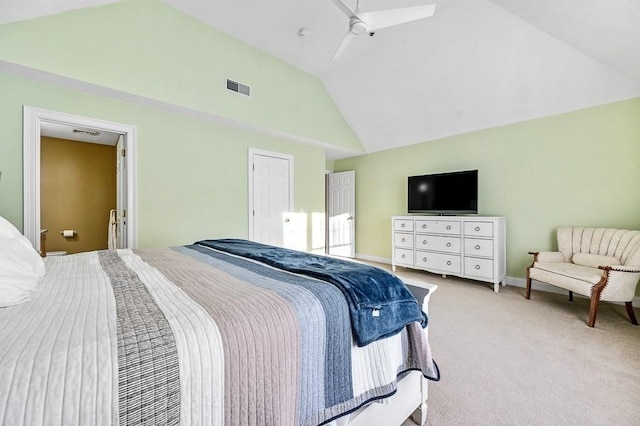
[387,267,640,426]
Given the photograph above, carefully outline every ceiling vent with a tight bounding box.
[72,128,101,137]
[227,79,251,97]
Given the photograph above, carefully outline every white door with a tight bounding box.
[327,170,355,257]
[116,135,127,249]
[249,149,293,247]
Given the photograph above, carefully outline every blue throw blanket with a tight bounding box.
[195,239,426,346]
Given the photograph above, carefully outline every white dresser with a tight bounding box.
[392,216,506,292]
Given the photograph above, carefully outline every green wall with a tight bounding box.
[0,73,326,249]
[0,0,361,153]
[335,98,640,284]
[0,0,364,250]
[325,159,335,171]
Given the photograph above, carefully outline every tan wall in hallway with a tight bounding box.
[41,137,116,254]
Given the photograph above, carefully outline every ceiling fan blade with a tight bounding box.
[361,4,436,32]
[332,31,356,61]
[330,0,357,18]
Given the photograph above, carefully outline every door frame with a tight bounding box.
[247,147,293,242]
[23,106,138,251]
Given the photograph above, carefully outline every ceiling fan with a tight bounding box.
[329,0,436,61]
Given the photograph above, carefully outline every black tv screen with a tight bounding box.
[408,170,478,214]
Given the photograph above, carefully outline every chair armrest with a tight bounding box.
[598,265,640,273]
[529,251,565,263]
[597,266,640,301]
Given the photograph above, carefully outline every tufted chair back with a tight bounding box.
[556,227,640,266]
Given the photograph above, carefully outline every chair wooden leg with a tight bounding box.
[568,291,573,302]
[588,296,600,327]
[587,276,609,328]
[626,302,639,325]
[525,267,532,299]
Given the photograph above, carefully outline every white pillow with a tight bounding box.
[0,216,45,308]
[572,252,621,268]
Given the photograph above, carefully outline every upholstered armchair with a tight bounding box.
[526,227,640,327]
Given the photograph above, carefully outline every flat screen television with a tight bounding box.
[407,170,478,214]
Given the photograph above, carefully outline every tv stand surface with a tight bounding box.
[391,215,506,292]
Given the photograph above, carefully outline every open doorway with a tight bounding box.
[326,170,355,258]
[40,125,119,254]
[23,106,137,253]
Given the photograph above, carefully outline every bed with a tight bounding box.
[0,217,439,426]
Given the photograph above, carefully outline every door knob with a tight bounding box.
[347,216,354,220]
[284,218,290,223]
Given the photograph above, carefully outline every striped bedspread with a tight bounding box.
[0,244,438,425]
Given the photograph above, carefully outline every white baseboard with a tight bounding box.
[355,253,392,265]
[506,276,568,295]
[354,253,640,308]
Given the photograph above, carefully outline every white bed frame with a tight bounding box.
[330,282,437,426]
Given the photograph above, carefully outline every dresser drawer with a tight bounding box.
[394,232,413,249]
[464,238,494,258]
[415,251,461,274]
[464,257,493,279]
[394,248,414,266]
[415,235,461,254]
[464,221,493,238]
[394,219,414,232]
[415,220,460,235]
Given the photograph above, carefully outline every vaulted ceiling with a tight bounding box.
[3,0,640,158]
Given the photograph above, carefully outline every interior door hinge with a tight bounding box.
[121,149,126,157]
[252,209,255,216]
[121,210,126,218]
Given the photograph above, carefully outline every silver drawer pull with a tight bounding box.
[401,254,406,259]
[423,257,427,262]
[423,240,427,244]
[401,223,405,228]
[475,226,480,231]
[475,264,480,270]
[475,245,481,250]
[422,224,426,229]
[446,242,451,247]
[446,225,451,230]
[401,238,405,242]
[447,261,452,266]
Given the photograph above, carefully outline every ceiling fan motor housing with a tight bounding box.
[349,17,367,35]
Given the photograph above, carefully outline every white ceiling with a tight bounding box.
[4,0,640,158]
